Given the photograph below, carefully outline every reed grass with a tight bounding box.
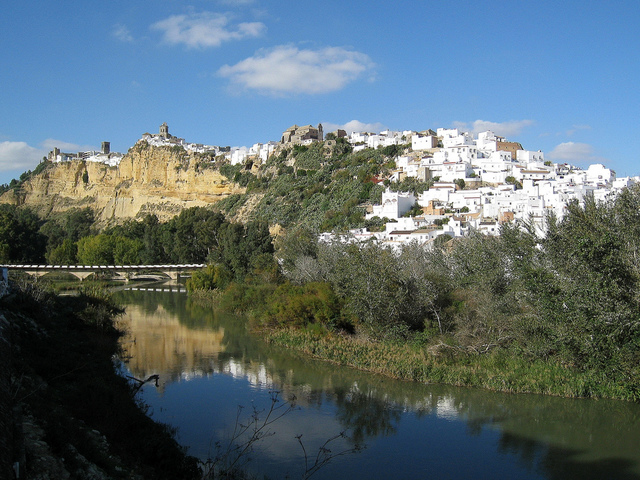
[263,328,640,401]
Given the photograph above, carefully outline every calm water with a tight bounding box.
[114,288,640,480]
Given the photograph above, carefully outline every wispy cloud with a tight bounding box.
[218,45,375,95]
[452,119,535,137]
[151,12,265,48]
[217,0,256,5]
[0,141,45,173]
[40,139,96,152]
[322,120,386,135]
[566,124,592,136]
[112,24,134,43]
[548,142,605,164]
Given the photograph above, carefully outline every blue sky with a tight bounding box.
[1,0,639,185]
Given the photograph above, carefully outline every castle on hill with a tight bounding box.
[281,124,323,145]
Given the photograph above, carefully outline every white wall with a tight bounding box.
[412,134,436,151]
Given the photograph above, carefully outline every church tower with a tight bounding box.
[160,122,169,138]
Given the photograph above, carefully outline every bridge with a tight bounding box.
[0,264,206,282]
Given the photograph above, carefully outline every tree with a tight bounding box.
[77,235,116,265]
[186,264,232,291]
[444,232,519,353]
[114,236,144,264]
[211,220,274,280]
[319,241,411,335]
[164,207,227,263]
[537,193,640,368]
[275,226,319,279]
[65,208,95,241]
[48,238,78,265]
[0,206,46,263]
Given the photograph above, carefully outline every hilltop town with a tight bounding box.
[42,121,634,248]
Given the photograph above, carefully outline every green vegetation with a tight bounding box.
[0,205,47,263]
[505,175,523,189]
[263,329,627,399]
[0,205,275,272]
[213,143,407,231]
[196,188,640,401]
[2,141,639,401]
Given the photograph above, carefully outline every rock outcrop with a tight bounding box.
[0,144,242,225]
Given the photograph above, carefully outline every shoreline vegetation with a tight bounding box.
[185,187,640,403]
[190,290,638,402]
[262,329,629,400]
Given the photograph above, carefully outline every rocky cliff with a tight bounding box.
[0,144,242,225]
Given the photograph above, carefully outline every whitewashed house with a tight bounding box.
[586,164,615,186]
[412,134,437,151]
[367,189,416,220]
[228,147,249,165]
[418,183,456,205]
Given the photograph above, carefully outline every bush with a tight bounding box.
[262,282,353,330]
[186,264,233,292]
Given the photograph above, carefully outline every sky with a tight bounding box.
[1,0,639,185]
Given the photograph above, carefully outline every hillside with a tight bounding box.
[0,142,243,226]
[0,138,411,232]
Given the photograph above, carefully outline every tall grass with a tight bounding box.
[264,329,640,401]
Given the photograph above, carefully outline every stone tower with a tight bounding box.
[160,122,169,138]
[318,123,324,141]
[101,142,110,154]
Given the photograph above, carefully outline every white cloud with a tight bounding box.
[548,142,604,163]
[322,120,386,135]
[151,12,265,48]
[452,119,535,137]
[0,142,45,173]
[218,45,375,95]
[566,124,592,136]
[217,0,256,6]
[40,139,95,152]
[112,24,134,42]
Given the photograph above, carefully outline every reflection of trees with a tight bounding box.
[450,391,640,480]
[332,386,402,444]
[498,431,640,480]
[115,289,640,480]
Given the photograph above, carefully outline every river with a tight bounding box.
[113,288,640,480]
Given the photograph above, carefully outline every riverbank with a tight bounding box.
[187,285,639,403]
[0,281,200,479]
[262,328,639,402]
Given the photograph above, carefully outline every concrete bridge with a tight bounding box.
[0,264,206,282]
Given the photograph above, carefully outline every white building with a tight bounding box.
[412,134,437,151]
[439,129,474,148]
[586,164,615,186]
[228,147,249,165]
[367,189,416,220]
[516,149,545,164]
[418,183,456,205]
[349,132,369,145]
[476,131,502,151]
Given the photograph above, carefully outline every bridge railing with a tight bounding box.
[0,264,206,270]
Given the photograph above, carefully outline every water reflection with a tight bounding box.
[114,289,640,480]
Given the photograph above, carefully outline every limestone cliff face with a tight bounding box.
[0,145,242,224]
